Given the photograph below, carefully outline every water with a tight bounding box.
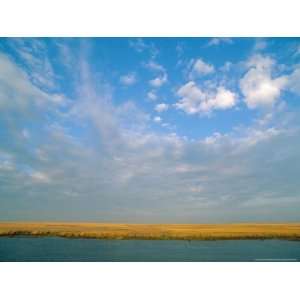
[0,237,299,261]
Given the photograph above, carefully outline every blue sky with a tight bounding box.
[0,37,300,222]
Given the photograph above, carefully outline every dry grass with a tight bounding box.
[0,222,300,240]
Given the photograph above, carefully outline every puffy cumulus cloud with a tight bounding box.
[240,55,288,109]
[155,103,169,113]
[208,87,236,110]
[175,81,237,115]
[119,72,137,86]
[149,73,167,88]
[207,38,233,47]
[175,82,205,114]
[189,58,214,77]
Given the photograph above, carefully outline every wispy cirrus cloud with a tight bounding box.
[129,38,159,58]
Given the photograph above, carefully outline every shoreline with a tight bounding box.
[0,222,300,241]
[1,233,300,241]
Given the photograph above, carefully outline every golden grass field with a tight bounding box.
[0,222,300,240]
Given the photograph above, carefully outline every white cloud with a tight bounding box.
[129,39,158,58]
[0,53,64,111]
[22,129,30,139]
[175,81,237,115]
[254,38,268,51]
[146,60,168,88]
[240,55,288,109]
[7,38,57,91]
[191,58,214,76]
[189,186,203,193]
[220,61,233,72]
[287,66,300,95]
[201,126,284,154]
[161,122,172,129]
[176,81,205,114]
[0,153,15,171]
[153,116,162,123]
[155,103,169,113]
[176,44,184,57]
[203,132,223,145]
[239,127,282,149]
[147,91,157,101]
[55,41,75,70]
[120,73,137,86]
[30,171,50,183]
[129,38,147,53]
[294,45,300,57]
[149,73,167,88]
[210,87,236,109]
[145,61,165,73]
[207,38,233,47]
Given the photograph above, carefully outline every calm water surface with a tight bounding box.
[0,237,299,261]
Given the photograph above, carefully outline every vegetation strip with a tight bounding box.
[0,222,300,241]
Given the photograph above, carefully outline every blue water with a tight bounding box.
[0,237,299,261]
